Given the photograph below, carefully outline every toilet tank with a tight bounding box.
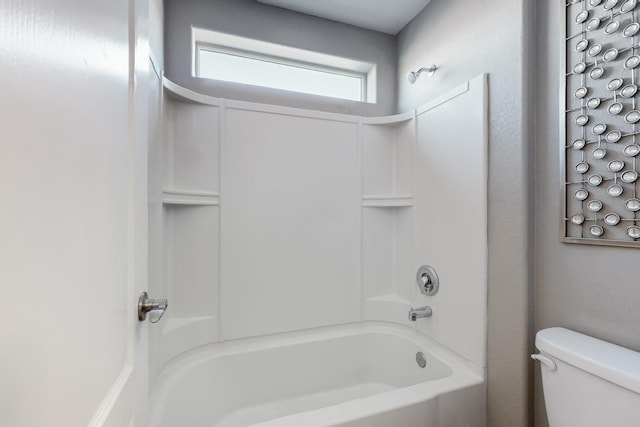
[534,327,640,427]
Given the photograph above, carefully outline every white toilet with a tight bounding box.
[533,327,640,427]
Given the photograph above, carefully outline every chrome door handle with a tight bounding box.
[138,292,168,323]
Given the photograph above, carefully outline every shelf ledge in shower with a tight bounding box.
[360,111,415,126]
[361,196,413,207]
[162,189,220,206]
[163,77,224,106]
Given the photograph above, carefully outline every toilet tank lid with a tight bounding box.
[536,327,640,394]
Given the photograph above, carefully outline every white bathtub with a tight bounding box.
[149,322,485,427]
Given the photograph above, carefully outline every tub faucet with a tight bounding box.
[408,306,432,321]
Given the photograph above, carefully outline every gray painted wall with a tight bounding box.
[164,0,397,116]
[534,1,640,426]
[397,1,535,426]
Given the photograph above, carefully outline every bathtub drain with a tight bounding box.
[416,352,427,368]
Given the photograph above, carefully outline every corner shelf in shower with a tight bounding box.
[361,195,414,207]
[162,189,220,206]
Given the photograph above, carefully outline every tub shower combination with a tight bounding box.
[147,73,488,426]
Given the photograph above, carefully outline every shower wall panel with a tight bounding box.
[221,109,361,340]
[414,76,488,369]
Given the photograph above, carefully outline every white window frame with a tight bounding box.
[192,27,377,103]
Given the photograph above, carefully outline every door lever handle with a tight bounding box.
[138,292,168,323]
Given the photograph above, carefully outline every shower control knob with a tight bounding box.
[416,265,439,296]
[138,292,168,323]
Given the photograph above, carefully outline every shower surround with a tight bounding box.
[147,72,488,426]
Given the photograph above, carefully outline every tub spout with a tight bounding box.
[408,306,432,321]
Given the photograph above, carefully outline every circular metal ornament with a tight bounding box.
[603,48,619,62]
[625,198,640,211]
[587,97,601,109]
[605,130,622,143]
[623,22,640,37]
[588,44,603,57]
[604,213,621,225]
[571,214,585,225]
[624,110,640,123]
[608,160,625,172]
[623,144,640,156]
[588,174,603,186]
[576,10,590,23]
[589,67,605,79]
[576,39,589,52]
[575,189,590,200]
[574,62,587,74]
[605,20,621,34]
[608,184,624,197]
[621,170,639,182]
[587,18,601,31]
[624,55,640,69]
[588,45,602,58]
[572,138,587,150]
[621,0,638,12]
[607,78,624,90]
[592,123,607,135]
[590,225,605,237]
[590,0,604,6]
[608,102,624,115]
[575,87,589,99]
[627,225,640,239]
[593,147,607,159]
[604,0,620,10]
[577,114,590,126]
[576,162,590,173]
[607,78,624,91]
[588,200,604,212]
[620,84,638,98]
[604,0,618,9]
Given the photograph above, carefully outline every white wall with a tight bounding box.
[397,0,535,426]
[163,0,397,116]
[220,108,361,339]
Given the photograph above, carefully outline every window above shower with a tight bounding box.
[192,28,377,103]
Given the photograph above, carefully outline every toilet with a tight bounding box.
[533,327,640,427]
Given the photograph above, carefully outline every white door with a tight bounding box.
[0,0,150,426]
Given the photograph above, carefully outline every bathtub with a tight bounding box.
[148,322,485,427]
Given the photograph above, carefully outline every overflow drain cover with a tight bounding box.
[416,352,427,368]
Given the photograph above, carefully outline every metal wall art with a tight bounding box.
[564,0,640,247]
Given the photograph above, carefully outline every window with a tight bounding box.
[193,28,376,103]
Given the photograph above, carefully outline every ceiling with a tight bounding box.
[256,0,432,35]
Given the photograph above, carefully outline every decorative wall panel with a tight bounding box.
[564,0,640,246]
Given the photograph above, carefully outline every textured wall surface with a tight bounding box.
[534,1,640,426]
[397,1,534,426]
[164,0,397,116]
